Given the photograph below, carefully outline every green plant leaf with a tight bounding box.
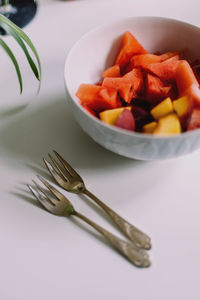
[1,24,40,80]
[0,14,41,90]
[0,38,22,93]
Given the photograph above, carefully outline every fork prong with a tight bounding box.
[27,184,54,211]
[43,158,67,186]
[48,154,70,181]
[37,175,67,203]
[32,180,56,206]
[53,150,81,178]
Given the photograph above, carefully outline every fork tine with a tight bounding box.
[32,180,56,206]
[53,150,80,178]
[43,158,67,186]
[37,175,66,202]
[48,154,70,181]
[27,184,54,211]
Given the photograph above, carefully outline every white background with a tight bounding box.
[0,0,200,299]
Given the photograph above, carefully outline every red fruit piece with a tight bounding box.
[76,84,120,113]
[176,60,199,94]
[123,68,144,97]
[82,105,97,117]
[132,105,149,130]
[191,59,200,67]
[114,31,147,71]
[102,65,121,78]
[146,73,173,107]
[115,109,135,131]
[192,63,200,84]
[103,68,143,103]
[131,54,161,68]
[103,77,132,102]
[130,52,180,70]
[175,60,200,107]
[159,51,180,61]
[146,56,180,82]
[187,108,200,131]
[183,85,200,107]
[132,99,151,111]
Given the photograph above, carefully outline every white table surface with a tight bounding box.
[0,0,200,299]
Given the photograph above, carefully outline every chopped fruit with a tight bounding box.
[153,113,181,136]
[82,105,97,117]
[103,68,143,103]
[183,84,200,107]
[192,64,200,84]
[132,105,149,130]
[103,77,132,102]
[159,51,180,61]
[187,109,200,131]
[76,84,119,112]
[142,121,157,133]
[99,106,131,125]
[175,61,200,106]
[173,96,193,130]
[146,56,180,82]
[146,74,173,107]
[175,60,199,94]
[115,109,135,131]
[123,68,144,98]
[114,31,147,71]
[76,30,200,135]
[102,65,121,78]
[150,97,173,120]
[130,52,179,69]
[191,60,200,84]
[132,99,151,111]
[191,59,200,67]
[131,54,162,68]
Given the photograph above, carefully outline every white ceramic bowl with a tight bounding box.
[64,16,200,160]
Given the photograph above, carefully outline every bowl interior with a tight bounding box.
[65,16,200,102]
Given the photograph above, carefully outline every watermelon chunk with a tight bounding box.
[82,104,97,117]
[175,60,199,94]
[76,84,120,112]
[131,52,180,70]
[175,60,200,106]
[123,68,144,97]
[146,56,180,82]
[131,54,162,68]
[102,65,121,78]
[114,31,147,71]
[146,73,173,107]
[183,85,200,107]
[192,62,200,84]
[102,77,132,103]
[103,68,143,103]
[187,108,200,131]
[159,51,180,61]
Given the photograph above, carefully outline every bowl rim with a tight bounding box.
[64,15,200,140]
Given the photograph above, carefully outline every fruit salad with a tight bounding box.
[76,31,200,136]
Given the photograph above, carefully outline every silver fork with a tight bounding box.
[28,176,150,268]
[43,151,151,250]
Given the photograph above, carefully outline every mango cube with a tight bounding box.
[150,97,173,120]
[99,107,131,125]
[173,95,193,130]
[142,121,157,133]
[153,113,181,136]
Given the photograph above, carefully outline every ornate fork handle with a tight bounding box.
[84,189,151,250]
[73,211,150,267]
